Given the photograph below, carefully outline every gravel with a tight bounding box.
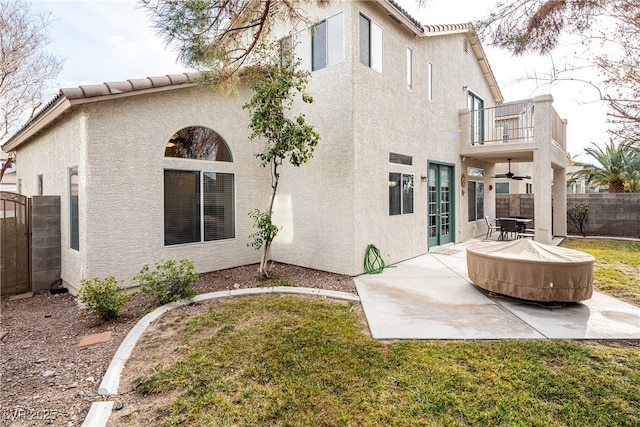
[0,263,357,426]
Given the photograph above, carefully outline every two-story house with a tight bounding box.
[1,0,567,293]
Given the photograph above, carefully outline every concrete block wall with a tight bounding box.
[567,193,640,238]
[31,196,61,292]
[497,193,640,238]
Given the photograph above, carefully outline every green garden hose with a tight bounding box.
[364,244,386,274]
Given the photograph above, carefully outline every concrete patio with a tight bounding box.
[355,239,640,340]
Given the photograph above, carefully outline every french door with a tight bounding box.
[427,162,455,248]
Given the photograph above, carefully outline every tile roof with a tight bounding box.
[385,0,424,31]
[423,23,473,34]
[2,73,197,151]
[61,73,198,100]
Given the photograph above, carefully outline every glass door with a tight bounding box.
[428,162,455,248]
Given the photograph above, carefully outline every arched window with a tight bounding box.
[164,126,235,245]
[165,126,232,162]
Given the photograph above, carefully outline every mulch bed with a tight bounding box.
[0,263,356,426]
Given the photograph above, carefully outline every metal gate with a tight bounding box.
[1,191,31,295]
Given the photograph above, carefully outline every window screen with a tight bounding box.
[389,173,413,216]
[389,152,412,165]
[468,181,484,222]
[164,170,235,245]
[164,170,201,245]
[203,172,234,241]
[312,20,327,71]
[69,167,79,250]
[312,13,344,71]
[359,13,383,73]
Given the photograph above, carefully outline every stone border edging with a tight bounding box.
[87,287,360,426]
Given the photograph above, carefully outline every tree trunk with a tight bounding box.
[608,180,624,193]
[258,159,280,278]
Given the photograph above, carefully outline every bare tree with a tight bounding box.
[477,0,640,147]
[0,0,62,145]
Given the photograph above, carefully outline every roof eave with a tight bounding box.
[2,96,71,152]
[377,0,424,36]
[468,34,504,104]
[2,76,196,152]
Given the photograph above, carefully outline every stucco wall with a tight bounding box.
[78,86,271,290]
[350,1,497,268]
[12,0,512,286]
[14,111,86,290]
[269,1,357,275]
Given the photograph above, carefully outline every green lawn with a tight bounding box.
[559,238,640,305]
[131,296,640,427]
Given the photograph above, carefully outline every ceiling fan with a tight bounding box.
[492,158,531,181]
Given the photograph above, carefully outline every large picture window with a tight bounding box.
[389,173,414,215]
[164,170,234,245]
[312,12,344,71]
[359,13,383,73]
[164,126,234,245]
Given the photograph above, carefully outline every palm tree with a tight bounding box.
[570,141,639,193]
[622,150,640,192]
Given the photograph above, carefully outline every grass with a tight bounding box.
[559,238,640,305]
[134,295,640,427]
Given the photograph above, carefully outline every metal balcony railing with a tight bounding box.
[467,101,534,145]
[463,100,566,150]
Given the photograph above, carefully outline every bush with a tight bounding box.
[134,259,198,306]
[78,277,131,321]
[567,203,589,237]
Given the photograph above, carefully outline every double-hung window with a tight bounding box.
[389,153,413,216]
[312,12,344,71]
[359,13,383,73]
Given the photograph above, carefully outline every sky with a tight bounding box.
[30,0,609,161]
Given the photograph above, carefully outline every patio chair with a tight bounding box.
[498,219,518,241]
[484,216,501,239]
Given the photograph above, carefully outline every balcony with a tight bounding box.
[459,94,566,164]
[459,94,569,245]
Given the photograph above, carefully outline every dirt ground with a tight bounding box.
[0,263,356,427]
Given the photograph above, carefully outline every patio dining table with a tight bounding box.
[497,218,533,240]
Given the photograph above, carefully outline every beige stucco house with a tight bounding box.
[2,0,567,293]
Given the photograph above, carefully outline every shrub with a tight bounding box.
[134,259,198,306]
[567,203,589,237]
[78,277,131,321]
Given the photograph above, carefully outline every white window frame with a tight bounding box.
[163,169,236,246]
[427,62,433,100]
[68,166,79,251]
[406,47,413,90]
[312,11,344,71]
[359,13,383,74]
[280,29,309,70]
[389,172,414,216]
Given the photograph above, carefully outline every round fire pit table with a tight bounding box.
[466,239,594,302]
